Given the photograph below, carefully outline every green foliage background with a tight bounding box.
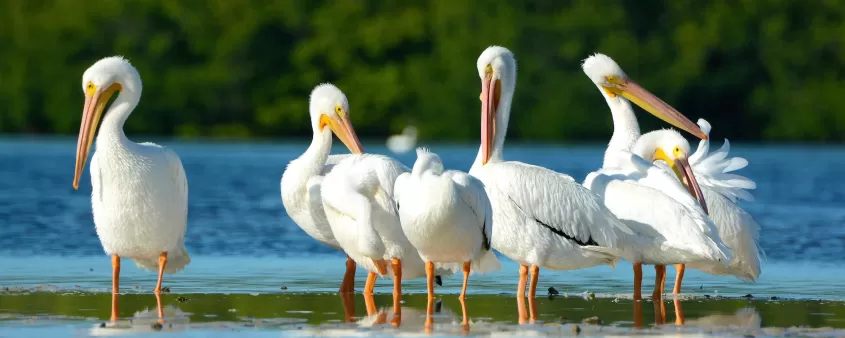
[1,0,843,142]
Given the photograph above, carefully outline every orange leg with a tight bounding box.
[633,263,643,301]
[459,261,471,325]
[516,265,528,324]
[653,264,665,299]
[528,265,539,322]
[154,252,168,320]
[673,264,685,295]
[425,261,435,329]
[340,256,356,293]
[363,292,377,316]
[363,271,378,314]
[673,297,685,325]
[110,255,120,322]
[364,271,377,295]
[390,258,402,326]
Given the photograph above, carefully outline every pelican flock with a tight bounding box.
[468,46,647,321]
[71,45,763,328]
[580,53,733,299]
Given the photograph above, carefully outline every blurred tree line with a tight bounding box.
[1,0,843,142]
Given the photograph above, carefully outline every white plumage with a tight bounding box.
[321,154,419,277]
[688,119,758,203]
[281,83,363,293]
[580,53,731,298]
[321,153,453,324]
[90,142,191,273]
[634,120,763,282]
[73,56,190,321]
[584,151,732,265]
[394,147,500,273]
[394,147,501,324]
[80,56,191,273]
[470,46,639,321]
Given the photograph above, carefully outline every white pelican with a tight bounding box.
[632,120,763,293]
[72,56,190,321]
[394,147,501,325]
[280,83,364,293]
[468,46,641,321]
[386,126,418,154]
[322,153,450,326]
[581,53,732,299]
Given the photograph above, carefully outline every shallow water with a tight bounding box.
[2,138,845,336]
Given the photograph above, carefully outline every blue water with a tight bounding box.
[1,138,845,298]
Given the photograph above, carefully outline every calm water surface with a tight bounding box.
[1,138,845,337]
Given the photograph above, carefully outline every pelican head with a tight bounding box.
[477,46,517,165]
[73,56,142,190]
[411,147,444,176]
[309,83,364,155]
[582,53,707,140]
[634,129,709,215]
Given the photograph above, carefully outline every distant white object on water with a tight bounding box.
[386,126,418,154]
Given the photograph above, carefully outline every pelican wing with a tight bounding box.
[332,154,410,215]
[90,153,103,203]
[444,171,493,250]
[163,148,189,213]
[393,172,410,210]
[586,152,731,262]
[484,161,625,248]
[321,154,353,176]
[689,119,756,203]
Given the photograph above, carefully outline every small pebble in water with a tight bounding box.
[548,287,559,295]
[89,268,93,272]
[770,296,779,300]
[151,322,163,331]
[280,285,288,290]
[99,322,106,328]
[161,286,171,293]
[176,296,188,303]
[572,324,581,334]
[582,316,601,325]
[704,295,711,299]
[743,294,754,298]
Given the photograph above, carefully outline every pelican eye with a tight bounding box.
[334,105,345,118]
[85,82,96,95]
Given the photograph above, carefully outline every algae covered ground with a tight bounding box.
[2,289,845,337]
